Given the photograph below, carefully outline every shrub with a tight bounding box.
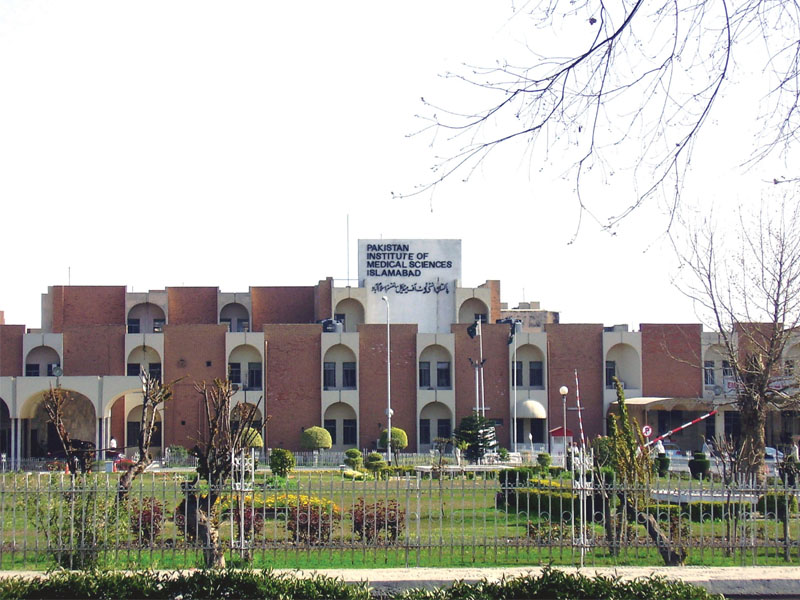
[343,469,371,481]
[167,444,188,460]
[287,501,341,544]
[27,478,128,569]
[756,492,798,518]
[686,500,751,522]
[499,467,537,488]
[129,496,165,545]
[537,452,552,469]
[364,452,387,474]
[344,448,363,470]
[232,502,265,540]
[497,447,510,461]
[301,426,332,450]
[349,498,406,543]
[269,448,295,478]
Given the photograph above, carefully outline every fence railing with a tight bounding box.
[1,466,798,570]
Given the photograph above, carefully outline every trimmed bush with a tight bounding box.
[301,426,332,450]
[344,448,363,470]
[536,452,552,469]
[756,492,798,518]
[364,452,387,474]
[349,498,406,543]
[269,448,295,478]
[499,467,537,488]
[240,427,263,449]
[287,501,341,544]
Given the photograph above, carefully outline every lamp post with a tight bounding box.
[559,385,569,458]
[381,296,393,466]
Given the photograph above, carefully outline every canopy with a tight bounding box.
[610,397,714,411]
[549,426,573,437]
[516,399,547,419]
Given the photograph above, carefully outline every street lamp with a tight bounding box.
[559,385,569,458]
[382,296,393,466]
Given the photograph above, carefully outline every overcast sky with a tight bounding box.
[0,1,784,330]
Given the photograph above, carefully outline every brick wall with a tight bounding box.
[0,325,24,376]
[110,396,125,446]
[252,287,317,327]
[641,324,702,397]
[51,286,126,332]
[545,324,605,440]
[167,288,219,325]
[358,324,418,451]
[163,324,227,448]
[63,326,125,376]
[479,280,502,324]
[314,278,333,321]
[263,324,321,450]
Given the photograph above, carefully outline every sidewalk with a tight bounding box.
[277,566,800,598]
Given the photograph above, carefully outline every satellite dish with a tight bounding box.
[52,366,63,377]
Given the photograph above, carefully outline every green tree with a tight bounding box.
[454,413,496,463]
[379,427,408,462]
[301,426,332,451]
[269,448,295,478]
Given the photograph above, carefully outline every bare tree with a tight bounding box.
[117,369,180,500]
[681,196,800,481]
[178,379,260,569]
[42,386,94,474]
[406,2,800,230]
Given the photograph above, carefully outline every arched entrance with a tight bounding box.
[323,402,358,450]
[20,390,96,458]
[419,401,452,452]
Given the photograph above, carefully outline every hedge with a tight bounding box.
[756,492,798,518]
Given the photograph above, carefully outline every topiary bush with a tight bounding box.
[269,448,295,478]
[240,427,263,449]
[344,448,363,470]
[537,452,552,470]
[364,451,387,474]
[301,426,332,450]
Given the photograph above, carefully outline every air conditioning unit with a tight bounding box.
[713,385,724,397]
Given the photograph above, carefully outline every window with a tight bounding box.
[334,313,346,330]
[419,361,431,388]
[25,364,40,377]
[605,361,616,388]
[343,419,357,445]
[705,414,716,440]
[785,360,794,376]
[228,362,241,384]
[127,319,140,334]
[247,362,262,390]
[724,411,741,442]
[704,360,715,385]
[436,361,451,388]
[153,318,165,333]
[46,363,60,377]
[220,318,232,332]
[148,362,162,381]
[437,419,451,439]
[529,361,544,388]
[342,362,356,389]
[127,363,140,377]
[324,419,337,445]
[474,313,487,324]
[516,419,525,444]
[236,320,249,333]
[492,418,504,427]
[722,360,733,377]
[323,362,336,390]
[513,361,523,387]
[419,419,431,445]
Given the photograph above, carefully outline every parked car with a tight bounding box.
[765,447,784,461]
[661,442,683,458]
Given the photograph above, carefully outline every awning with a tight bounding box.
[549,426,573,437]
[610,397,715,411]
[516,399,547,419]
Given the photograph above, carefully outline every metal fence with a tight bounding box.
[1,464,799,570]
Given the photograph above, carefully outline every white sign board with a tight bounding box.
[359,239,461,333]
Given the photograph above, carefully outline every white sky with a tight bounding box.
[0,1,786,330]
